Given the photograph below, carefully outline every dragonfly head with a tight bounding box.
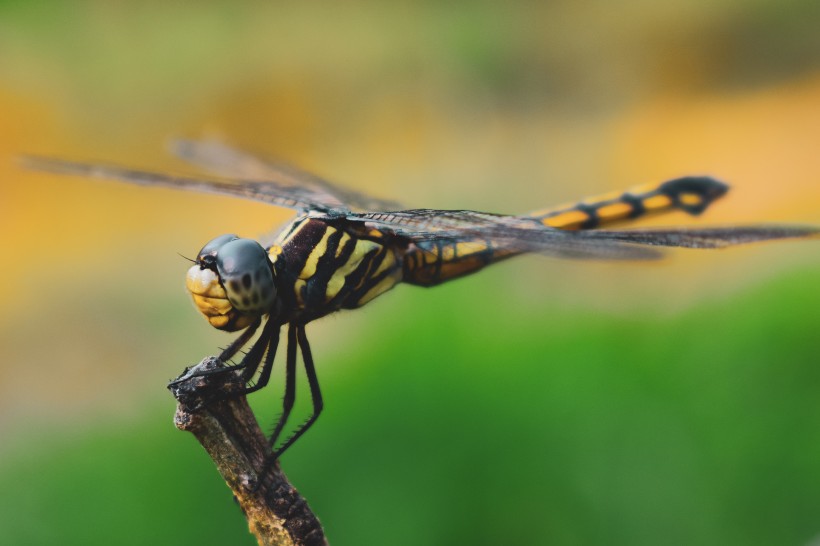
[185,234,276,331]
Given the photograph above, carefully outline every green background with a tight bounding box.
[1,2,819,545]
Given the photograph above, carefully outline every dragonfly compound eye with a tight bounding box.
[186,235,275,331]
[196,234,240,267]
[215,238,276,314]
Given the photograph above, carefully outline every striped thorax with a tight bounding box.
[267,215,404,321]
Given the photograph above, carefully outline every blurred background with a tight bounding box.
[1,1,819,544]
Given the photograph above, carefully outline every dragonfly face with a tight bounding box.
[186,234,277,332]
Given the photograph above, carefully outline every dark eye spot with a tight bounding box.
[230,280,241,293]
[242,296,251,307]
[242,273,252,289]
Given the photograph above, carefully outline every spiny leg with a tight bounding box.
[271,324,324,460]
[240,323,281,394]
[268,324,299,451]
[220,317,262,362]
[170,317,263,384]
[191,318,268,383]
[171,318,271,409]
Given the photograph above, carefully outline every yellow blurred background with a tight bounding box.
[1,1,819,545]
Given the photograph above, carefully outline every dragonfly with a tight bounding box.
[24,139,819,460]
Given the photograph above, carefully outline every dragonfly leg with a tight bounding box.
[170,317,263,383]
[171,319,274,410]
[239,324,281,392]
[270,324,323,460]
[268,324,299,450]
[210,318,277,393]
[219,317,262,362]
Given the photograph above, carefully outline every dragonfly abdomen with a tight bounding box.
[530,176,729,230]
[402,238,517,286]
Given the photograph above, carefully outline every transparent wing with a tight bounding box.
[352,209,541,233]
[21,155,343,213]
[351,209,819,260]
[492,224,819,260]
[170,138,404,212]
[351,209,663,260]
[479,231,666,261]
[578,225,820,248]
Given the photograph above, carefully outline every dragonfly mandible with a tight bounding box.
[24,139,820,460]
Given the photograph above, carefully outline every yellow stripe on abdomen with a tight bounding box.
[533,176,729,231]
[403,238,516,287]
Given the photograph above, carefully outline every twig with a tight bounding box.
[169,356,328,546]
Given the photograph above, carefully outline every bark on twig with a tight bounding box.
[169,356,327,546]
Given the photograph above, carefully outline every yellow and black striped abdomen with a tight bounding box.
[402,238,517,287]
[530,176,729,231]
[402,176,729,287]
[268,217,403,319]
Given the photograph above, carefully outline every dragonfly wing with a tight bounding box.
[458,223,819,259]
[170,138,405,212]
[21,155,335,212]
[353,209,540,234]
[352,209,664,260]
[353,209,819,260]
[579,225,820,248]
[484,231,665,260]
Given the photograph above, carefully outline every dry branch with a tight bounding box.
[169,356,327,546]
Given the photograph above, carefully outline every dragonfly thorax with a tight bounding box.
[185,234,277,331]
